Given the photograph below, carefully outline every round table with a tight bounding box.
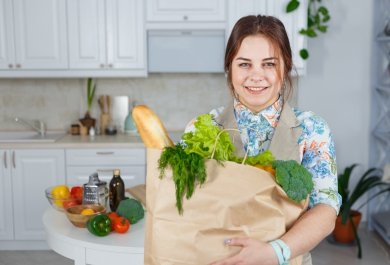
[43,208,144,265]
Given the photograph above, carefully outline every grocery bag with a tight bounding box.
[144,148,308,265]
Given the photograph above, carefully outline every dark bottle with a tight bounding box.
[109,169,125,212]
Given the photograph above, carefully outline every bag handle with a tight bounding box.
[210,128,250,165]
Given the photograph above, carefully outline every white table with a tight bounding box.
[43,208,144,265]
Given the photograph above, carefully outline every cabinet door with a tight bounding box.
[267,0,306,74]
[67,0,106,69]
[12,0,68,69]
[147,0,225,22]
[106,0,145,69]
[0,0,15,70]
[0,150,14,240]
[12,149,65,240]
[226,0,267,38]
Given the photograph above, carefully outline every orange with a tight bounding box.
[80,208,95,215]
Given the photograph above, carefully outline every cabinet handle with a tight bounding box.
[3,151,7,169]
[15,64,21,68]
[8,64,13,69]
[12,151,16,168]
[96,151,115,155]
[108,64,113,68]
[183,15,188,20]
[100,63,105,68]
[97,168,116,173]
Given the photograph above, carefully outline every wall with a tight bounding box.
[0,1,374,183]
[298,0,373,173]
[0,74,229,132]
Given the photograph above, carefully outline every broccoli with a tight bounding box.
[272,160,314,202]
[116,198,144,224]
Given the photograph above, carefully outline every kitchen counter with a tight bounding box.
[0,131,183,149]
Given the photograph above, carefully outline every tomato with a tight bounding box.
[51,185,70,207]
[70,186,84,203]
[108,212,119,221]
[107,212,120,230]
[112,216,130,233]
[62,199,79,209]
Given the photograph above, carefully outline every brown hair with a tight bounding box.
[225,15,295,101]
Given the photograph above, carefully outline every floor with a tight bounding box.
[0,229,388,265]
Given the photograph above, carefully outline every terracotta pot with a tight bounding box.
[333,210,362,244]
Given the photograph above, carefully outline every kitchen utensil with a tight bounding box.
[83,172,108,206]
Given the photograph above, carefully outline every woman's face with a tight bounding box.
[231,35,283,113]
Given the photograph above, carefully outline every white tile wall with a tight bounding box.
[0,74,230,132]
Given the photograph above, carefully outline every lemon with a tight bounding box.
[51,185,70,207]
[81,208,95,215]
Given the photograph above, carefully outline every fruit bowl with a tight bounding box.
[45,186,82,212]
[65,204,106,228]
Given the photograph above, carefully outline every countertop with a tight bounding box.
[0,131,183,149]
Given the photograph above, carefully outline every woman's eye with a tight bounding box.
[263,62,276,68]
[239,63,250,68]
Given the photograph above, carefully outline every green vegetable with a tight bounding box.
[158,143,206,214]
[234,150,275,166]
[116,198,144,224]
[181,114,235,161]
[272,160,314,202]
[86,214,111,237]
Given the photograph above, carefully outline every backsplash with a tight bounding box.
[0,74,230,132]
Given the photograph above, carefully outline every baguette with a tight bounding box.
[132,105,174,149]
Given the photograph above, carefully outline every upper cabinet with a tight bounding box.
[0,0,67,71]
[227,0,307,75]
[0,0,307,77]
[147,0,225,23]
[67,0,146,75]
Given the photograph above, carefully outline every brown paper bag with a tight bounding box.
[145,148,308,265]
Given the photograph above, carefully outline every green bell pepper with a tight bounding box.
[86,214,111,237]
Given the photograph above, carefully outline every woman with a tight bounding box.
[186,15,341,265]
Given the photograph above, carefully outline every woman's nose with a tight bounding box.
[250,67,265,82]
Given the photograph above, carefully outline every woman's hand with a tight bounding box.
[210,237,278,265]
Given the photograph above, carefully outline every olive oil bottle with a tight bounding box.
[109,169,125,211]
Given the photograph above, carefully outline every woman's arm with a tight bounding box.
[211,203,336,265]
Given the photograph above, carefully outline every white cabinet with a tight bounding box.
[0,0,67,70]
[227,0,307,75]
[67,0,146,74]
[65,148,146,189]
[0,149,65,243]
[147,0,225,22]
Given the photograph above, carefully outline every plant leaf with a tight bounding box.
[306,28,318,38]
[317,25,327,33]
[299,49,309,59]
[286,0,300,13]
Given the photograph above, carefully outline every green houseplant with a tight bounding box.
[334,164,390,258]
[286,0,331,59]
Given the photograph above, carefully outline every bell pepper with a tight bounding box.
[86,214,111,237]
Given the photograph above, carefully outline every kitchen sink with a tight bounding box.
[0,131,66,143]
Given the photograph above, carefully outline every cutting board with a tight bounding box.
[126,184,146,206]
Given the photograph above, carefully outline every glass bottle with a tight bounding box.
[109,169,125,212]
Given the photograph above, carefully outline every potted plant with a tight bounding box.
[333,164,390,258]
[79,78,97,130]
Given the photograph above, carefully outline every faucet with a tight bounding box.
[14,117,46,136]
